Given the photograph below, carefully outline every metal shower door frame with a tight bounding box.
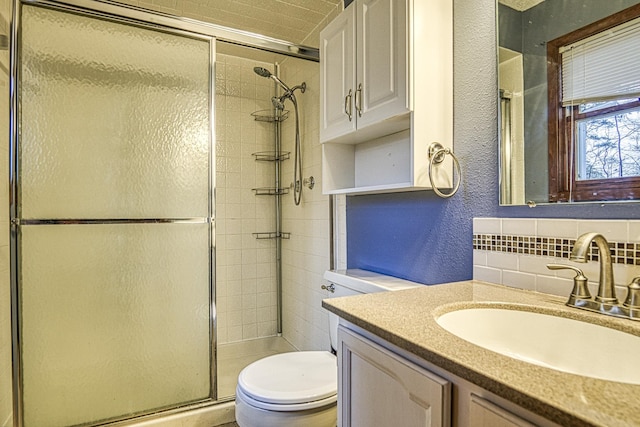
[7,1,221,425]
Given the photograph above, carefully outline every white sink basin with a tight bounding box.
[436,307,640,384]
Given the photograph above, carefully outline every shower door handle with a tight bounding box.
[355,83,363,118]
[344,89,353,121]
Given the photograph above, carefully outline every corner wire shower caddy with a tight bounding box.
[250,109,291,240]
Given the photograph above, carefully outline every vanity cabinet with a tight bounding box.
[338,323,561,427]
[319,0,453,195]
[338,325,451,427]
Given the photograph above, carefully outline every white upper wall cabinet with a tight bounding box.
[320,0,453,195]
[320,0,409,144]
[320,5,357,141]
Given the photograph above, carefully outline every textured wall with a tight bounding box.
[347,0,499,284]
[347,0,640,286]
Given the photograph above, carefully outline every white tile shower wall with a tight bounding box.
[473,218,640,300]
[280,59,334,351]
[215,53,279,344]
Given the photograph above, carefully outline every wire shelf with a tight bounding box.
[252,151,291,162]
[251,109,289,122]
[252,232,291,240]
[252,187,290,196]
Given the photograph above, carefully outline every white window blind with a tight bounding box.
[561,16,640,106]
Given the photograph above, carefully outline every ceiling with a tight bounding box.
[499,0,545,11]
[123,0,343,47]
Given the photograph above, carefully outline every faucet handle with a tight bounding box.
[623,277,640,309]
[546,263,592,301]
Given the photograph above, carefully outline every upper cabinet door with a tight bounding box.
[320,6,357,143]
[320,0,410,145]
[356,0,408,129]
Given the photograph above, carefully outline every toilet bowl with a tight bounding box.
[235,351,337,427]
[235,269,421,427]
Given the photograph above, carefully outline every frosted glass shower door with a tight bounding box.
[15,4,213,426]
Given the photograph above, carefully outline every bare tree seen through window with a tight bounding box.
[578,102,640,180]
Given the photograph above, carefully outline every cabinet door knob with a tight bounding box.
[345,89,353,121]
[355,83,363,117]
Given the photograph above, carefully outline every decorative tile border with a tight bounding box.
[473,234,640,266]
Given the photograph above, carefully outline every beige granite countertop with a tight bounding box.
[322,280,640,427]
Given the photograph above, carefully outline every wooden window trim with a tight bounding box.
[548,3,640,202]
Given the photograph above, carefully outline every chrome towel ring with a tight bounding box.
[428,142,461,198]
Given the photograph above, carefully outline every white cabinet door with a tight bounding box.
[468,395,537,427]
[320,5,357,143]
[338,326,451,427]
[356,0,409,129]
[320,0,409,144]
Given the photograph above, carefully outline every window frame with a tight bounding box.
[547,3,640,202]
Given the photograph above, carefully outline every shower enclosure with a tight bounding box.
[8,0,319,425]
[13,3,213,425]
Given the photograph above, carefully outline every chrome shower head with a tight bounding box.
[253,66,292,93]
[253,67,272,78]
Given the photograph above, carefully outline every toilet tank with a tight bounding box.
[323,269,422,352]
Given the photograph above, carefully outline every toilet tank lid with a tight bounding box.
[323,269,423,294]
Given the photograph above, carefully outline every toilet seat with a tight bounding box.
[237,351,337,411]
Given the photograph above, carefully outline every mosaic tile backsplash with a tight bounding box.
[473,234,640,265]
[473,218,640,298]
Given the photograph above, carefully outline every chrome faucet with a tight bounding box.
[547,232,640,321]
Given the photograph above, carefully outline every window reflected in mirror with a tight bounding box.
[578,100,640,180]
[548,9,640,202]
[497,0,640,205]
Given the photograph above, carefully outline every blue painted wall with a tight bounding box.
[346,0,640,285]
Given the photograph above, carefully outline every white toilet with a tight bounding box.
[235,269,421,427]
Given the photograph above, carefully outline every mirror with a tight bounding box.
[498,0,640,205]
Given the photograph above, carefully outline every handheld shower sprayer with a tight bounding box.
[253,66,306,110]
[252,66,307,205]
[252,66,271,78]
[271,97,286,110]
[253,66,291,93]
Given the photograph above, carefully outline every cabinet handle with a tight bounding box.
[355,83,363,117]
[345,89,353,121]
